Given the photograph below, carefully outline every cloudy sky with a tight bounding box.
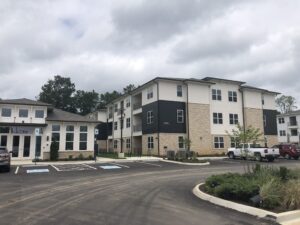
[0,0,299,104]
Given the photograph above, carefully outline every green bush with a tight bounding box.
[88,155,94,160]
[282,180,300,210]
[50,140,59,161]
[260,178,283,209]
[78,153,84,160]
[68,155,73,160]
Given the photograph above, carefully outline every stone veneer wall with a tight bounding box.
[244,108,264,132]
[265,135,278,147]
[188,103,212,155]
[142,134,159,155]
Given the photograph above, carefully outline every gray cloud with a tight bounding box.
[0,0,300,108]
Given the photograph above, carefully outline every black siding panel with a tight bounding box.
[142,102,158,134]
[97,122,112,140]
[263,109,278,135]
[142,100,186,134]
[158,101,186,133]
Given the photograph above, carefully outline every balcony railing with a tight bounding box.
[288,121,298,126]
[133,102,142,110]
[133,124,142,132]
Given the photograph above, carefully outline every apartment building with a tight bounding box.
[277,110,300,144]
[0,98,98,160]
[97,77,279,156]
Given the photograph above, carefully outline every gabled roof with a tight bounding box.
[240,85,280,95]
[47,108,99,123]
[0,98,52,106]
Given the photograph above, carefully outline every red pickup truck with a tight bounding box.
[272,144,300,160]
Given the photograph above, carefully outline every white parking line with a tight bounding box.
[82,164,97,170]
[50,164,61,171]
[15,166,19,175]
[136,161,162,167]
[22,165,48,168]
[109,162,129,168]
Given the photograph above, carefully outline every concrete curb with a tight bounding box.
[162,159,210,166]
[192,183,300,225]
[197,156,227,160]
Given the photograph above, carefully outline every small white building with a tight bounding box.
[0,98,99,160]
[277,110,300,144]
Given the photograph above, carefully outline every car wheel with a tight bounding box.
[285,154,291,160]
[228,152,235,159]
[267,157,274,162]
[255,154,262,162]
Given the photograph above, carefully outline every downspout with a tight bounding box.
[185,81,190,151]
[240,89,246,143]
[130,96,133,156]
[154,81,160,156]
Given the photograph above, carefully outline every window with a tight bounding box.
[212,89,222,100]
[35,110,44,118]
[1,108,11,117]
[79,126,88,150]
[278,118,285,124]
[114,140,118,149]
[177,109,184,123]
[114,104,118,112]
[0,135,7,147]
[230,137,237,148]
[51,125,60,147]
[213,113,223,124]
[262,95,265,105]
[126,118,130,128]
[126,99,130,108]
[229,114,238,125]
[178,136,184,149]
[114,122,118,130]
[65,125,74,150]
[19,109,28,118]
[126,138,131,149]
[109,107,113,118]
[147,136,154,149]
[177,85,182,97]
[291,129,298,136]
[279,130,286,136]
[147,111,153,124]
[214,137,224,149]
[147,87,153,99]
[228,91,237,102]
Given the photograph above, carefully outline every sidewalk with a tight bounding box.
[11,156,162,166]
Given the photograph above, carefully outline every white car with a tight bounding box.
[227,143,280,162]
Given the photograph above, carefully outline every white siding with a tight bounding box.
[187,83,210,104]
[243,90,262,109]
[158,80,187,102]
[263,93,276,110]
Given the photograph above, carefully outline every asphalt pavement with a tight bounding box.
[0,158,299,225]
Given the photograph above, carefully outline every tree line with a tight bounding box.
[38,75,136,115]
[37,75,297,115]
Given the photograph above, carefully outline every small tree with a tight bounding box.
[226,123,263,145]
[276,95,297,114]
[183,138,192,150]
[50,140,59,161]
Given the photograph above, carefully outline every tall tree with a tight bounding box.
[123,84,136,94]
[98,91,122,109]
[74,90,99,115]
[276,95,297,114]
[38,75,76,112]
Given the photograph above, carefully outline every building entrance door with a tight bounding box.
[23,136,31,157]
[12,136,20,157]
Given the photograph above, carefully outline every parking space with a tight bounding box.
[50,163,97,172]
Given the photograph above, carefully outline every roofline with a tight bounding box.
[240,86,280,95]
[0,101,52,107]
[276,111,300,117]
[46,118,100,123]
[107,76,215,106]
[202,77,246,85]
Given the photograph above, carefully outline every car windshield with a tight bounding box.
[250,144,261,148]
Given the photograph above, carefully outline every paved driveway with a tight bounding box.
[1,159,298,225]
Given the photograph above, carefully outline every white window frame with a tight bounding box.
[114,121,118,130]
[113,140,118,149]
[214,136,224,149]
[126,118,130,128]
[35,110,44,118]
[279,130,286,136]
[229,114,239,125]
[147,136,154,149]
[65,125,74,150]
[147,111,153,124]
[147,87,153,99]
[178,136,184,149]
[278,118,285,124]
[291,129,298,136]
[213,113,223,124]
[126,99,131,108]
[212,89,222,101]
[177,109,184,123]
[1,108,11,117]
[177,85,182,97]
[228,91,237,102]
[126,138,131,149]
[79,126,88,150]
[19,109,28,118]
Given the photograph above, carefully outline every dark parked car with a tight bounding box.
[0,147,11,172]
[272,143,300,160]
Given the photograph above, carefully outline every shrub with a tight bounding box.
[259,178,283,209]
[50,140,59,161]
[88,155,94,160]
[282,180,300,210]
[68,155,73,160]
[78,153,84,160]
[278,167,289,181]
